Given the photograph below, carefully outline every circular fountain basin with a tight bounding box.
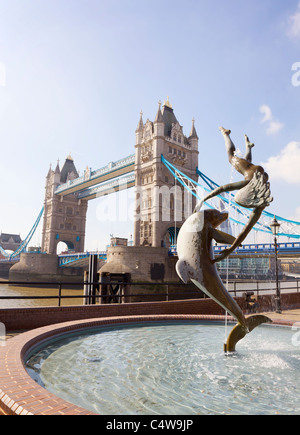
[25,318,300,415]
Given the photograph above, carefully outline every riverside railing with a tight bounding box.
[0,281,201,307]
[0,279,299,307]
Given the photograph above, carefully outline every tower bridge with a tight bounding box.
[0,233,22,253]
[2,98,300,284]
[40,97,199,256]
[55,154,135,197]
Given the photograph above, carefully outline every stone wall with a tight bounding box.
[0,262,14,279]
[1,291,300,332]
[9,253,84,283]
[0,298,224,331]
[99,246,179,282]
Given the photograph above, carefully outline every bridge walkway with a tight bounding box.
[55,154,135,197]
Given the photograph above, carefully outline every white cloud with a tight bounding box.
[263,141,300,183]
[260,104,272,123]
[266,120,285,136]
[287,1,300,39]
[259,104,284,136]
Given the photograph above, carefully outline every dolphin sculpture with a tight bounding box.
[176,208,272,352]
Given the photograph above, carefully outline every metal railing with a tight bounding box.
[228,279,300,297]
[0,281,201,307]
[0,279,299,307]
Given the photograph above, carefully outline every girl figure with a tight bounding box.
[195,127,273,262]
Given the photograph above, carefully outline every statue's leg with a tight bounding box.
[219,127,250,176]
[219,127,235,163]
[244,134,255,163]
[194,180,248,213]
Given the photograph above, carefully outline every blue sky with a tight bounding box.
[0,0,300,250]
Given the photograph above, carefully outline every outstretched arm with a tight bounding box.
[210,228,238,263]
[194,180,248,213]
[213,206,264,263]
[211,228,236,245]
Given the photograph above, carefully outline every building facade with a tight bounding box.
[41,156,88,255]
[134,98,199,248]
[0,233,22,252]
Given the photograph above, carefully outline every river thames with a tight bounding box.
[0,281,84,308]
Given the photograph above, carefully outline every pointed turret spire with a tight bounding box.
[163,96,173,109]
[55,159,60,174]
[154,100,163,123]
[136,110,144,132]
[189,118,198,139]
[60,156,79,183]
[46,163,52,178]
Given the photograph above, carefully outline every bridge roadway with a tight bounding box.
[55,154,135,197]
[213,241,300,258]
[1,242,299,267]
[58,241,300,267]
[58,251,107,267]
[77,173,135,200]
[169,241,300,259]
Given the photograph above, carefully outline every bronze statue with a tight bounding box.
[194,127,273,262]
[176,208,272,352]
[176,128,273,351]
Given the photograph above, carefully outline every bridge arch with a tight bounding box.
[160,225,181,248]
[56,240,75,255]
[167,226,180,245]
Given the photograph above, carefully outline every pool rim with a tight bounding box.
[0,314,295,415]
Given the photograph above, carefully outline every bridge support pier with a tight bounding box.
[84,254,99,304]
[9,253,85,283]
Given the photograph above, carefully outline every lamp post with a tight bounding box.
[270,217,281,314]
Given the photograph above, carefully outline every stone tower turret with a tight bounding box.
[134,98,199,248]
[41,155,88,254]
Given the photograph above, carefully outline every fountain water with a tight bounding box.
[25,321,300,415]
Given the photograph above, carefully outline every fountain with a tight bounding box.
[25,320,300,415]
[176,127,273,351]
[21,127,300,415]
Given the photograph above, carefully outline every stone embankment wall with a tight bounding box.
[1,292,300,331]
[9,253,84,283]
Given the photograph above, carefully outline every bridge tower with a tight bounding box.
[134,98,199,248]
[41,155,88,254]
[0,233,22,252]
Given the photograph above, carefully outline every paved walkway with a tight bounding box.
[261,308,300,324]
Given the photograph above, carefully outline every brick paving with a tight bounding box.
[258,308,300,327]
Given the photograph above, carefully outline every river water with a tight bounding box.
[0,281,84,308]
